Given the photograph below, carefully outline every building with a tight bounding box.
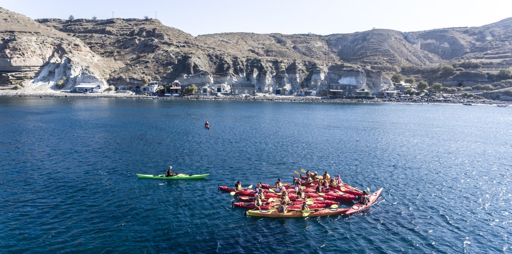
[74,83,102,93]
[140,81,159,93]
[168,81,182,95]
[232,84,256,95]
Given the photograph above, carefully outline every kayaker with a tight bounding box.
[297,188,306,199]
[254,195,263,210]
[336,175,344,185]
[323,171,331,182]
[281,190,291,204]
[256,188,265,200]
[294,182,301,193]
[275,178,284,192]
[315,184,323,193]
[235,181,243,191]
[306,176,313,184]
[330,178,338,188]
[314,172,321,181]
[278,200,287,213]
[205,121,210,127]
[254,182,262,192]
[301,201,310,211]
[322,179,330,189]
[165,166,177,177]
[358,191,370,205]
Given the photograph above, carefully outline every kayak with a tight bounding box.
[345,188,383,215]
[246,207,349,218]
[237,196,339,206]
[136,174,209,180]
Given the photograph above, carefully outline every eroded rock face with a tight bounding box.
[0,8,120,92]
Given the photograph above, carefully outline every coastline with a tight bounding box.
[0,91,510,106]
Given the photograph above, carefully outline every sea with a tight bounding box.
[0,97,511,253]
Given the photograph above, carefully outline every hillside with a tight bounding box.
[1,7,512,96]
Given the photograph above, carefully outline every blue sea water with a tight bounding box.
[0,97,511,253]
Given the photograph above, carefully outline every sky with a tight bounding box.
[2,0,512,36]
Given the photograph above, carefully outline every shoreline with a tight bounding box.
[0,91,510,106]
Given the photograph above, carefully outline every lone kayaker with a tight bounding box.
[205,121,210,129]
[358,191,370,205]
[165,166,177,177]
[234,181,242,191]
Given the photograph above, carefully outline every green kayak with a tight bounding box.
[136,174,209,180]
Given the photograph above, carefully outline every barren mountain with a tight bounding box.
[2,7,512,95]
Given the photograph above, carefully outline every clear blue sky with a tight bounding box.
[3,0,512,36]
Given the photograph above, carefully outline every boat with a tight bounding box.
[136,174,209,180]
[497,104,508,107]
[345,188,383,215]
[246,207,349,218]
[205,124,210,130]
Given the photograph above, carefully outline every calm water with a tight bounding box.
[0,97,511,253]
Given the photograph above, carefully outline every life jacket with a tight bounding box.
[255,199,262,206]
[235,184,242,191]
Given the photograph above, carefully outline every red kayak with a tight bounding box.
[345,188,383,215]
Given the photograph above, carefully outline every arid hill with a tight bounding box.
[1,7,512,96]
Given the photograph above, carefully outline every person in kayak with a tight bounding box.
[315,183,323,193]
[254,182,262,192]
[323,171,331,182]
[235,181,243,191]
[255,188,265,200]
[358,191,370,205]
[281,190,291,205]
[278,200,287,213]
[301,201,310,211]
[294,182,301,193]
[306,176,313,184]
[336,175,344,185]
[165,166,177,177]
[275,178,284,192]
[329,178,338,188]
[297,188,306,199]
[254,195,263,210]
[205,121,210,128]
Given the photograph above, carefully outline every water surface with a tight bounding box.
[0,98,511,253]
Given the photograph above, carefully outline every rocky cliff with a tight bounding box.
[2,7,512,95]
[0,8,120,92]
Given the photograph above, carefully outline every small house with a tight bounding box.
[74,83,101,93]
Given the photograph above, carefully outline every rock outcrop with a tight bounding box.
[0,8,120,92]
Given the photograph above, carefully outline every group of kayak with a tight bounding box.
[219,170,383,218]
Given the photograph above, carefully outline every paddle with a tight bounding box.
[230,192,236,196]
[268,189,275,193]
[318,193,325,196]
[306,198,314,202]
[331,204,338,208]
[248,185,253,189]
[367,188,371,192]
[301,186,306,189]
[268,198,274,202]
[302,210,311,217]
[301,169,306,173]
[306,201,314,205]
[294,171,300,175]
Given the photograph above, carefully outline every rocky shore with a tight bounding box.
[1,91,510,106]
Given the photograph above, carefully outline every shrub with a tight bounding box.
[417,81,429,90]
[69,15,75,21]
[404,77,415,84]
[391,73,403,83]
[457,61,482,69]
[503,89,512,97]
[496,68,512,80]
[430,82,443,92]
[472,84,494,91]
[440,64,455,76]
[56,77,67,89]
[106,85,115,91]
[405,88,414,95]
[92,16,97,20]
[184,84,197,94]
[401,66,422,73]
